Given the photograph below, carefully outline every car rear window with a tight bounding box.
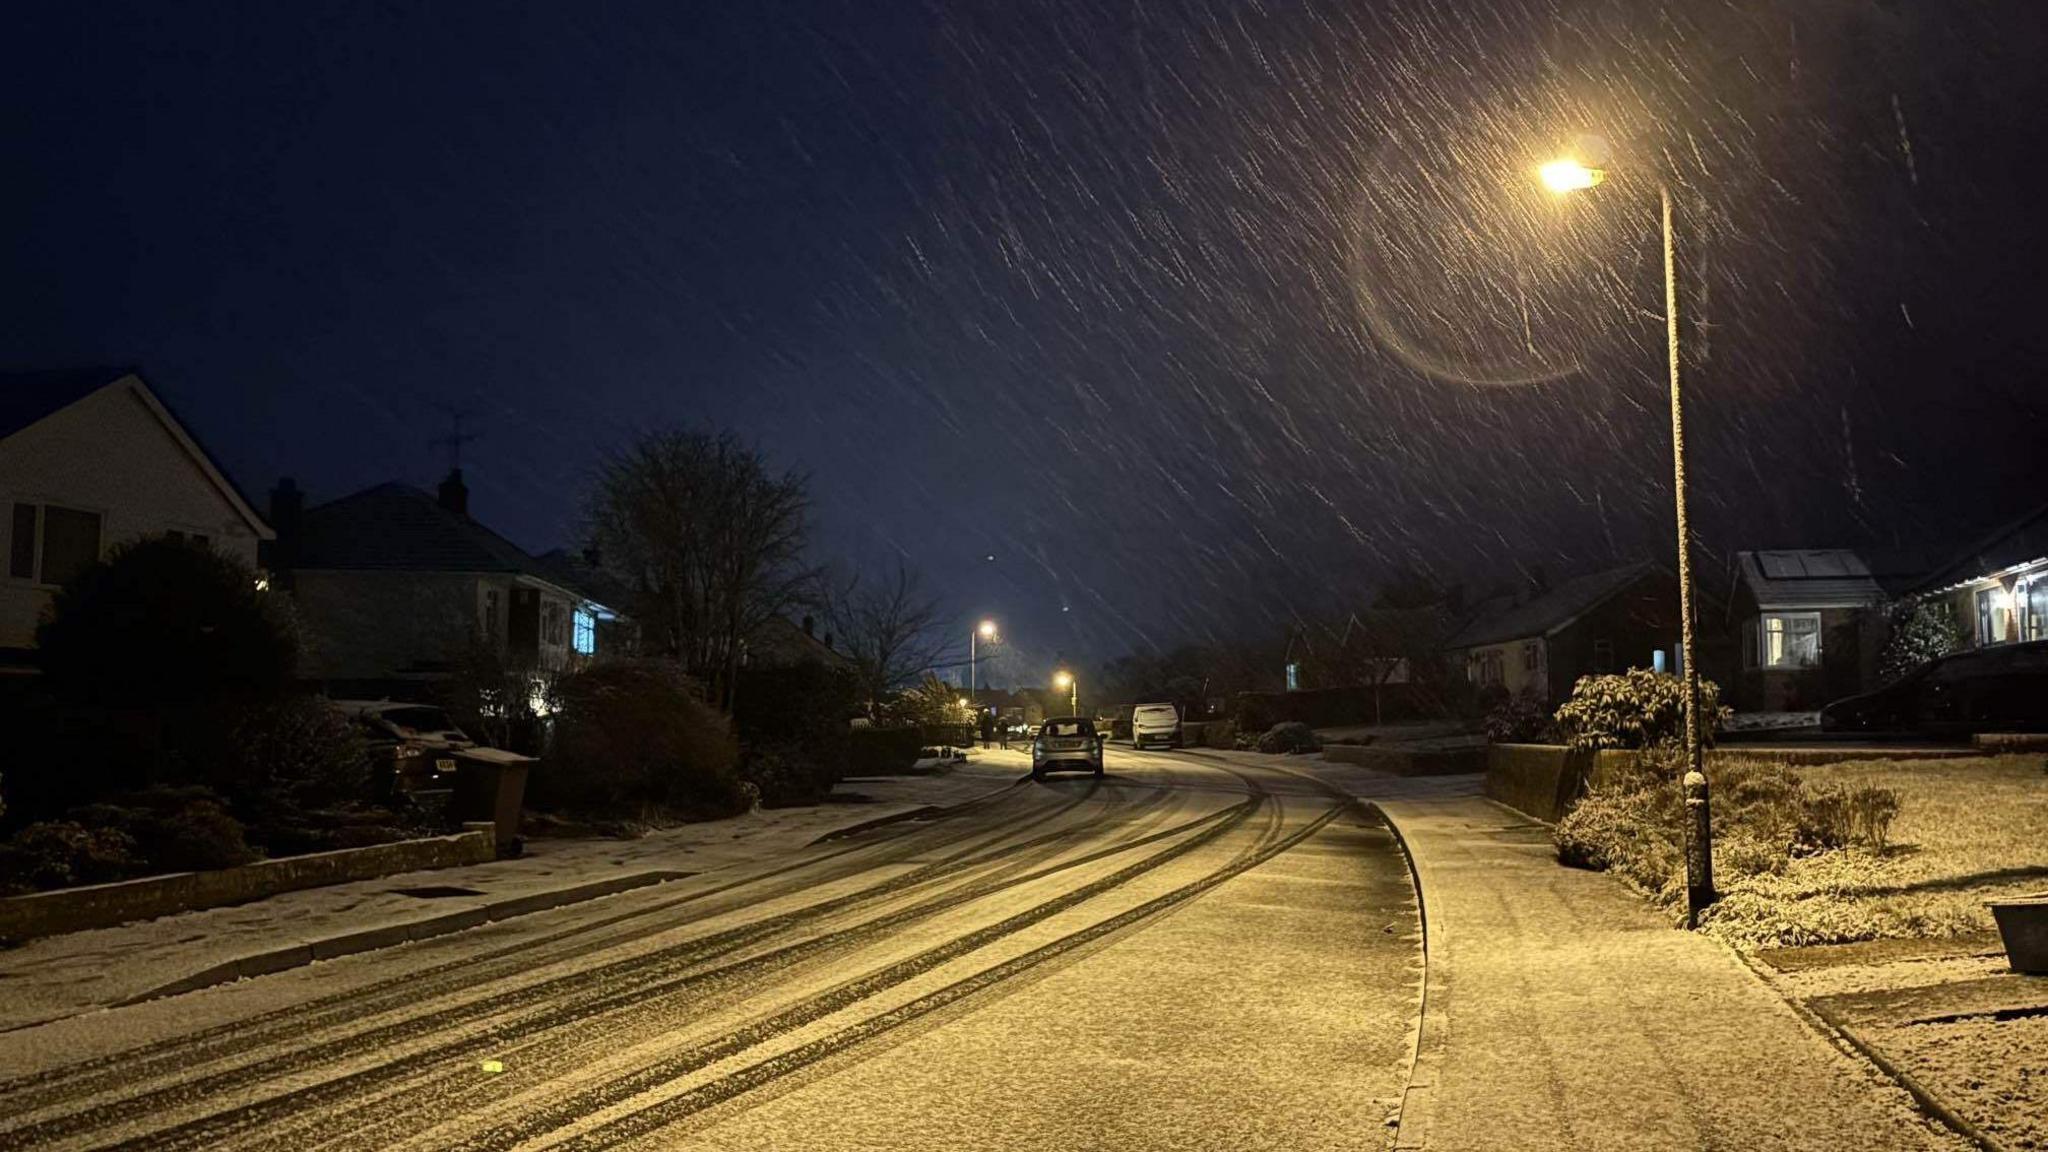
[1042,719,1095,737]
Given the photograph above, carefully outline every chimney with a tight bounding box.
[437,468,469,516]
[268,478,303,569]
[801,614,816,638]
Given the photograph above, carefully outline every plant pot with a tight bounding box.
[1987,895,2048,974]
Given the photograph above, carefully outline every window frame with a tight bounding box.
[5,500,105,588]
[572,607,597,656]
[1759,611,1823,669]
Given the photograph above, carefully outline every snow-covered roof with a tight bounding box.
[1735,550,1888,611]
[1446,562,1664,649]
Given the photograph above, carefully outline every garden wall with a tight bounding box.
[1324,742,1485,777]
[0,825,496,943]
[1483,744,1595,823]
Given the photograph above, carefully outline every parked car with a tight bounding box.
[1820,640,2048,735]
[1131,702,1182,749]
[1032,716,1104,779]
[329,700,478,792]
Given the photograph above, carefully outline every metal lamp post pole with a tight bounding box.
[1661,182,1714,926]
[969,628,977,706]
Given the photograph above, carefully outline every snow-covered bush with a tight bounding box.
[540,661,746,818]
[1256,721,1321,754]
[1876,600,1963,684]
[1483,689,1552,743]
[1551,669,1728,751]
[0,821,139,893]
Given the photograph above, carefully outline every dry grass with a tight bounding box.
[1702,755,2048,948]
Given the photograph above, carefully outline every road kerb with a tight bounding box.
[110,869,696,1012]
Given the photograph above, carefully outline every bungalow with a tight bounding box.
[1,369,271,655]
[1905,501,2048,652]
[264,470,628,692]
[1725,549,1924,711]
[1445,562,1679,706]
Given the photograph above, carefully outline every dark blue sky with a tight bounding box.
[7,1,2045,679]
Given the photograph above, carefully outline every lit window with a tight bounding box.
[573,607,596,655]
[1760,612,1821,668]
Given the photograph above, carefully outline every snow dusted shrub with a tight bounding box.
[541,661,746,819]
[0,821,139,893]
[1256,722,1321,754]
[1483,689,1551,743]
[1551,669,1729,752]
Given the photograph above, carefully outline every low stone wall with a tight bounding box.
[0,825,496,944]
[1323,742,1486,777]
[1484,744,1595,823]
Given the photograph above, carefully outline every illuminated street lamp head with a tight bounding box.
[1052,670,1073,689]
[978,619,998,639]
[1539,157,1605,194]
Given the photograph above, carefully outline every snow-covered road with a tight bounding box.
[0,750,1421,1150]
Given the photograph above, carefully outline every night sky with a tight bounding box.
[7,0,2045,681]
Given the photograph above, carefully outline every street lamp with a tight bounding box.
[1052,669,1077,714]
[1540,143,1714,925]
[969,619,998,707]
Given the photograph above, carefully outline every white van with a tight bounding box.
[1131,702,1182,750]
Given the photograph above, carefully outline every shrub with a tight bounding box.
[1483,689,1551,744]
[1877,600,1963,684]
[742,742,837,808]
[36,537,296,708]
[1552,669,1728,752]
[0,821,140,892]
[71,787,258,873]
[1256,722,1321,754]
[1554,750,1907,925]
[540,661,745,818]
[845,727,927,775]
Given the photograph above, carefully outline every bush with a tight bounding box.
[539,661,746,818]
[71,787,259,874]
[1256,721,1321,754]
[845,727,927,775]
[0,821,140,893]
[1483,689,1551,743]
[1554,750,1907,923]
[36,537,296,708]
[742,742,838,808]
[1877,600,1962,684]
[1552,669,1728,751]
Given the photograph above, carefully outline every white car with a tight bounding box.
[1032,717,1104,779]
[1131,702,1182,749]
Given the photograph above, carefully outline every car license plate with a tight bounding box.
[435,758,457,773]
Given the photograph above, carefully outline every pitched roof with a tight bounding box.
[294,483,562,580]
[1,367,270,538]
[1735,549,1890,611]
[0,367,137,440]
[1446,562,1665,649]
[1912,501,2048,595]
[747,614,852,668]
[531,549,633,615]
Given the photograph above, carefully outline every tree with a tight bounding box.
[828,561,946,713]
[585,429,815,709]
[1877,600,1963,684]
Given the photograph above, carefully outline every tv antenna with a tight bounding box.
[431,407,479,470]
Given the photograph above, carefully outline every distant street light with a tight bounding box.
[1053,669,1077,714]
[1540,139,1713,924]
[969,619,999,706]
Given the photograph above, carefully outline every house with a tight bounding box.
[1445,562,1679,706]
[2,369,271,655]
[264,470,628,692]
[744,613,852,672]
[1725,549,1924,711]
[1903,501,2048,652]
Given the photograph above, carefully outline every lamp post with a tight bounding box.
[1540,147,1714,924]
[1053,669,1077,714]
[969,619,998,708]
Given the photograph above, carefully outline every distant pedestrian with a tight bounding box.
[979,711,996,750]
[997,715,1011,750]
